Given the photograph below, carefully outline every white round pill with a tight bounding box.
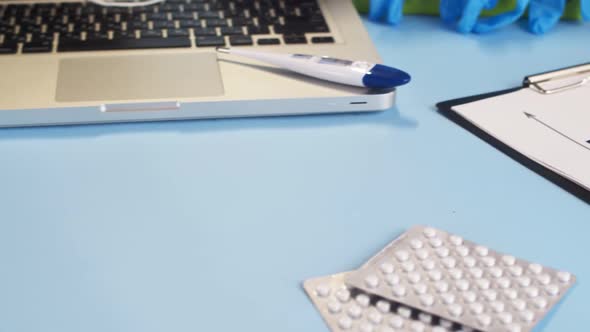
[533,297,548,309]
[435,281,449,293]
[502,255,516,266]
[497,278,512,289]
[369,310,383,324]
[545,284,560,296]
[359,323,373,332]
[463,256,477,268]
[449,235,463,246]
[407,272,422,284]
[429,237,443,248]
[517,276,532,287]
[376,300,391,313]
[392,284,406,297]
[481,256,496,267]
[385,273,401,286]
[336,289,351,302]
[490,300,505,313]
[402,261,415,272]
[449,268,463,280]
[347,304,362,319]
[470,302,484,315]
[448,304,463,317]
[442,257,457,269]
[356,294,371,307]
[423,227,437,238]
[470,267,484,279]
[506,324,523,332]
[512,299,526,311]
[410,321,426,332]
[509,266,524,277]
[418,313,433,324]
[420,294,435,307]
[415,249,429,260]
[395,250,410,262]
[524,287,539,298]
[483,289,498,301]
[410,238,424,249]
[338,316,353,329]
[475,246,489,256]
[536,274,551,285]
[456,245,470,257]
[380,262,395,275]
[327,300,342,314]
[520,310,535,323]
[436,247,450,257]
[557,271,572,283]
[398,306,412,318]
[441,293,456,305]
[455,279,470,291]
[315,284,331,297]
[528,263,543,275]
[439,319,453,328]
[429,270,443,281]
[422,259,436,271]
[498,312,513,324]
[413,283,428,295]
[489,267,503,278]
[504,289,518,300]
[477,279,491,290]
[389,315,404,328]
[476,314,492,327]
[462,291,477,304]
[364,275,380,289]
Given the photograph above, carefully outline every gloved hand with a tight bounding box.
[369,0,405,25]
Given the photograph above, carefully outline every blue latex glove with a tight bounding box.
[528,0,565,34]
[472,0,530,32]
[369,0,390,20]
[369,0,405,25]
[582,0,590,20]
[440,0,500,33]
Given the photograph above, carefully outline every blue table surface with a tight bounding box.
[1,16,589,332]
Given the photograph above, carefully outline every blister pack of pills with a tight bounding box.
[304,272,453,332]
[345,226,576,332]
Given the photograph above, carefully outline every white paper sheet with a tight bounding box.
[453,83,590,191]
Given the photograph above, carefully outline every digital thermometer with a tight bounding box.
[216,48,411,89]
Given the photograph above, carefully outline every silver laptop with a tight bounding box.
[0,0,394,127]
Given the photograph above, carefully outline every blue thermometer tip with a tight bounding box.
[362,64,412,89]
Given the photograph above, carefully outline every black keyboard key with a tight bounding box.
[153,21,175,29]
[230,17,253,26]
[274,23,329,34]
[220,26,243,35]
[140,29,163,38]
[59,36,190,52]
[146,12,168,20]
[257,38,280,45]
[0,40,18,54]
[195,35,225,47]
[198,10,220,19]
[183,3,207,11]
[167,28,189,37]
[193,27,217,36]
[311,36,334,44]
[204,18,227,27]
[22,40,53,53]
[229,35,252,46]
[283,34,307,44]
[178,19,201,28]
[246,25,270,35]
[172,12,195,20]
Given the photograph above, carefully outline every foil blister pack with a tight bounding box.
[304,226,576,332]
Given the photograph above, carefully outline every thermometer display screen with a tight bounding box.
[319,57,354,66]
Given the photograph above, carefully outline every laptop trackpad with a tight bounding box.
[56,53,224,102]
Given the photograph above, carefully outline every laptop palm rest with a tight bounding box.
[55,53,224,103]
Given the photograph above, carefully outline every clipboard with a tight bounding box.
[436,63,590,204]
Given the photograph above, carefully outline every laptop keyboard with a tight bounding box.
[0,0,335,54]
